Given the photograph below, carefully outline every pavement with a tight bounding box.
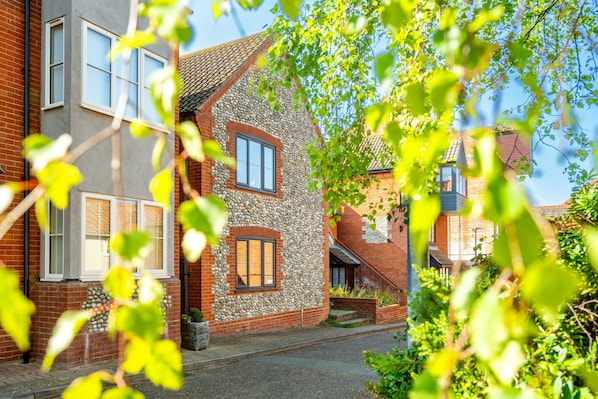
[0,321,406,399]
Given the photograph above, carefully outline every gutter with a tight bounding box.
[23,0,31,364]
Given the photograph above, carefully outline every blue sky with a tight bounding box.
[182,0,596,206]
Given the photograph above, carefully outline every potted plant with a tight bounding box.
[181,308,209,350]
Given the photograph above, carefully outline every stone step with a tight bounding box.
[329,309,361,322]
[337,317,373,327]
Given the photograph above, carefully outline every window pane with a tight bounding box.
[50,64,64,104]
[50,235,63,274]
[248,239,262,287]
[144,205,164,270]
[116,199,137,233]
[85,198,110,234]
[85,198,110,272]
[441,167,452,192]
[264,241,274,285]
[50,23,63,64]
[87,28,111,71]
[116,49,138,82]
[142,55,164,125]
[248,141,262,189]
[236,137,248,185]
[50,204,63,234]
[237,240,248,286]
[116,79,139,119]
[86,66,111,106]
[263,146,274,191]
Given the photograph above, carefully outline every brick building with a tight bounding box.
[332,127,530,297]
[179,33,329,335]
[0,1,180,367]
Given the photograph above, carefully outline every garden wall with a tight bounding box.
[330,297,407,324]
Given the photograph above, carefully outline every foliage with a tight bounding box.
[266,0,598,397]
[181,308,204,323]
[329,285,399,307]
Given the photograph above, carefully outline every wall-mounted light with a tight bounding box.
[0,164,5,174]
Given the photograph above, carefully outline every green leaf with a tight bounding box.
[182,228,208,262]
[405,82,427,116]
[149,168,173,211]
[203,140,235,167]
[23,133,72,173]
[152,137,166,171]
[149,66,182,128]
[101,387,145,399]
[280,0,302,19]
[488,387,539,399]
[409,371,442,399]
[375,52,394,89]
[0,268,35,352]
[35,196,49,231]
[122,336,152,374]
[344,15,368,36]
[130,119,153,139]
[144,340,183,390]
[365,102,393,131]
[426,348,459,377]
[116,303,163,342]
[584,228,598,274]
[137,273,164,305]
[521,261,579,324]
[111,31,155,59]
[42,310,92,371]
[409,195,440,264]
[470,290,508,360]
[381,0,416,32]
[451,267,481,322]
[177,121,204,163]
[109,231,152,268]
[488,340,524,385]
[63,372,103,399]
[103,266,135,301]
[0,183,17,215]
[37,162,83,209]
[178,195,228,244]
[430,69,459,114]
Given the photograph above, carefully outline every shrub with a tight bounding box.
[329,285,399,307]
[182,308,204,323]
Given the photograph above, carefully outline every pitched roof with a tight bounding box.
[493,127,531,172]
[179,31,270,113]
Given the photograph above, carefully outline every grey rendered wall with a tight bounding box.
[40,1,174,279]
[209,65,325,322]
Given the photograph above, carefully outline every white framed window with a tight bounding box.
[81,193,167,280]
[81,21,167,128]
[44,17,64,108]
[43,203,64,281]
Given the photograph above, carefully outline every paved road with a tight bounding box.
[134,329,402,399]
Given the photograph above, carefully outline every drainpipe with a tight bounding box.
[23,0,31,364]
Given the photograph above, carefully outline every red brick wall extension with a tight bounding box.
[0,0,42,363]
[210,306,329,336]
[32,278,180,368]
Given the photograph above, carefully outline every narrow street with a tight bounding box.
[134,329,402,399]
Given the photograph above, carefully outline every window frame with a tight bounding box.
[235,236,276,291]
[44,17,65,109]
[81,20,168,129]
[235,133,276,194]
[43,202,65,281]
[81,192,168,281]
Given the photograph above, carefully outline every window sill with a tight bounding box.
[41,102,64,111]
[80,102,171,134]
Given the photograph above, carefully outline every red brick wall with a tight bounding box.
[330,297,407,323]
[33,278,180,368]
[210,306,328,335]
[0,0,42,363]
[337,178,408,295]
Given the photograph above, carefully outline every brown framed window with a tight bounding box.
[236,237,275,290]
